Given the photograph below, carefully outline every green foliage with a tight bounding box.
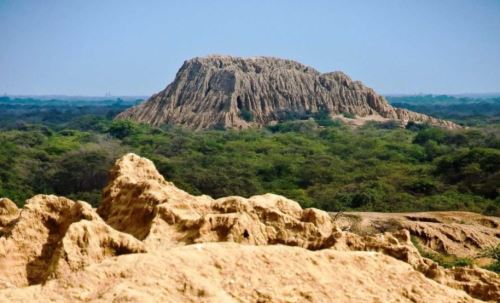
[481,245,500,261]
[405,121,429,132]
[239,109,254,122]
[0,96,137,129]
[478,245,500,273]
[413,128,447,145]
[387,94,500,126]
[0,97,499,216]
[313,110,337,127]
[342,112,356,119]
[411,236,473,268]
[50,145,121,204]
[436,148,500,199]
[108,120,139,139]
[487,262,500,273]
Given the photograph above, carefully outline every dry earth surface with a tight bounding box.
[0,153,498,302]
[335,211,500,258]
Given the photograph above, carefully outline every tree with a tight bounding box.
[108,120,138,139]
[50,143,122,206]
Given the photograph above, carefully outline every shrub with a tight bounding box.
[108,120,139,139]
[342,112,356,119]
[239,109,254,122]
[411,236,473,268]
[413,127,447,145]
[478,245,500,273]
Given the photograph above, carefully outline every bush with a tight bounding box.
[239,109,254,122]
[436,148,500,199]
[478,245,500,273]
[49,143,123,198]
[108,120,139,139]
[411,236,473,268]
[342,112,356,119]
[313,110,336,127]
[405,121,429,132]
[413,128,447,145]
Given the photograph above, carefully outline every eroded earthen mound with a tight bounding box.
[116,55,459,129]
[0,195,145,288]
[0,153,498,302]
[0,244,478,303]
[98,153,339,251]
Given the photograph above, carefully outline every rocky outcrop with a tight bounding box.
[117,55,460,129]
[0,195,145,288]
[0,198,19,231]
[0,153,498,302]
[336,212,500,258]
[98,153,339,250]
[331,229,500,302]
[96,153,500,301]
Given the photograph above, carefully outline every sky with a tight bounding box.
[1,0,500,96]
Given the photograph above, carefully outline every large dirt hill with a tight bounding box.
[0,154,498,302]
[116,56,459,129]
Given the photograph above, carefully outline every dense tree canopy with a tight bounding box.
[0,102,498,216]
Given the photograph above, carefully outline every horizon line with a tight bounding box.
[3,92,500,99]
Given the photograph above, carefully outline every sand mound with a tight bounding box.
[0,195,145,288]
[98,153,338,250]
[0,153,498,302]
[0,243,478,303]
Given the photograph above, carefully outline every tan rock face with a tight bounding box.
[0,198,19,229]
[0,195,145,288]
[97,153,499,302]
[331,229,500,302]
[0,244,478,303]
[337,212,500,258]
[98,153,338,250]
[116,55,460,129]
[0,153,498,303]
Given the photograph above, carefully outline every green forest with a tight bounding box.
[0,95,499,216]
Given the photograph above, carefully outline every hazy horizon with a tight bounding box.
[1,0,500,96]
[3,92,500,99]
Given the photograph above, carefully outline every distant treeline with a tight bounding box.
[0,96,142,106]
[387,95,500,126]
[0,96,140,129]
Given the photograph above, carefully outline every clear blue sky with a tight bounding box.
[1,0,500,96]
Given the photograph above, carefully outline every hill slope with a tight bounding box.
[117,56,459,129]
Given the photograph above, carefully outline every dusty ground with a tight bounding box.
[334,211,499,259]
